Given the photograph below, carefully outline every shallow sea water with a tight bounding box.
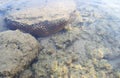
[76,0,120,69]
[0,0,120,77]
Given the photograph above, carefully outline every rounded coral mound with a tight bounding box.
[0,30,40,77]
[5,0,76,37]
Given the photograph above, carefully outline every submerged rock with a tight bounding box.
[0,30,40,77]
[5,0,76,37]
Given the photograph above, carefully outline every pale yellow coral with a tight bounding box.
[62,65,68,74]
[51,61,58,72]
[71,64,83,70]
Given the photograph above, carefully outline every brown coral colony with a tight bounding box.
[5,18,68,37]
